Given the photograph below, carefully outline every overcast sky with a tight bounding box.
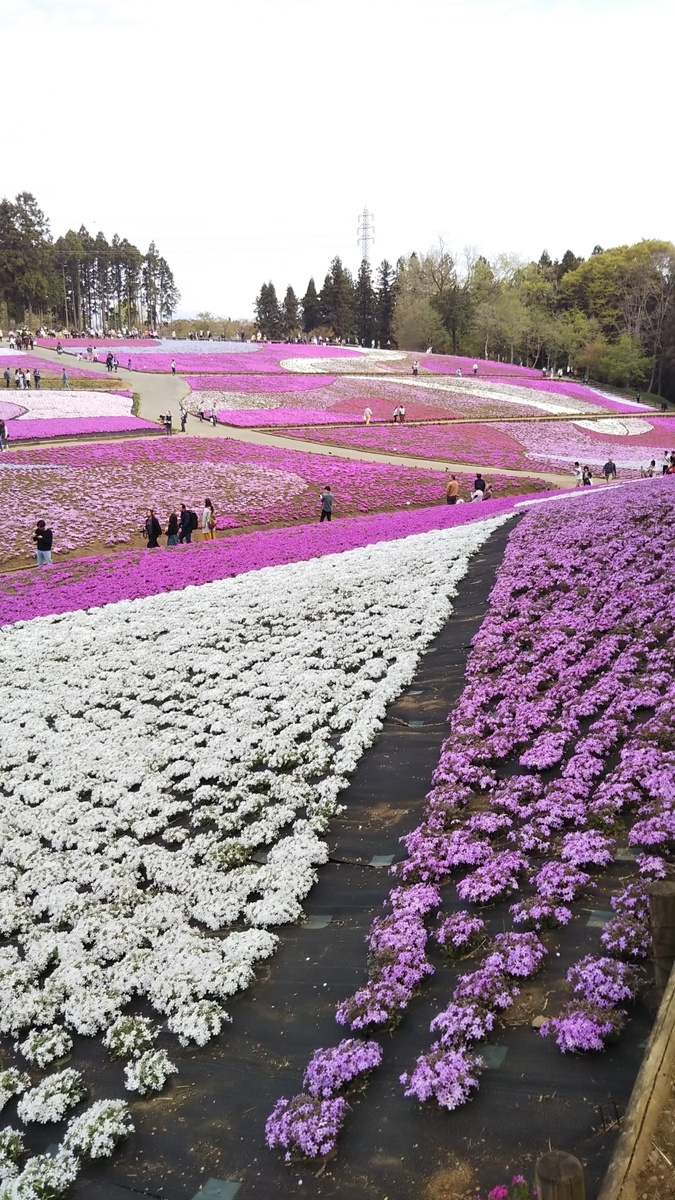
[2,0,673,318]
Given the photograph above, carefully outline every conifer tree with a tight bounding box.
[301,277,321,333]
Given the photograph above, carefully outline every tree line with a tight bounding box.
[0,192,180,333]
[256,238,675,396]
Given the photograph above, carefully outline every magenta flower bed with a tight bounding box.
[4,416,159,441]
[0,355,99,378]
[421,354,540,378]
[282,421,529,469]
[217,407,363,427]
[110,344,360,374]
[187,374,336,394]
[0,496,543,626]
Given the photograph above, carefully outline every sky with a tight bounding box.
[1,0,673,318]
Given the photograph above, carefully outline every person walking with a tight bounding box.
[34,368,41,390]
[399,404,406,422]
[164,412,172,436]
[0,419,7,450]
[3,368,9,389]
[180,407,188,433]
[171,359,176,376]
[445,475,459,504]
[473,472,486,494]
[412,361,419,376]
[202,498,216,541]
[582,465,593,486]
[211,408,218,427]
[573,461,583,487]
[393,406,400,423]
[602,458,617,481]
[320,486,333,522]
[472,363,478,376]
[61,367,69,390]
[363,406,373,425]
[33,520,53,566]
[179,504,193,543]
[143,509,162,548]
[25,369,31,389]
[166,511,179,546]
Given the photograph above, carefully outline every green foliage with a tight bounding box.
[254,281,282,339]
[301,277,321,333]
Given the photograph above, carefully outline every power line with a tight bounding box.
[357,207,374,261]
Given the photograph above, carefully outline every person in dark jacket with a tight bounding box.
[166,512,179,546]
[33,520,53,566]
[179,504,193,544]
[144,510,162,548]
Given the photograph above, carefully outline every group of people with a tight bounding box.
[1,330,34,350]
[445,473,495,504]
[3,367,42,389]
[143,500,217,548]
[573,452,675,486]
[105,353,119,373]
[642,451,675,477]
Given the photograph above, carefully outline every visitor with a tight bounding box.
[166,512,179,546]
[602,458,617,481]
[473,473,486,494]
[144,510,162,548]
[399,405,406,422]
[202,498,216,541]
[25,370,31,389]
[573,461,583,487]
[455,368,462,376]
[642,459,657,478]
[33,520,53,566]
[164,412,172,436]
[473,364,478,376]
[127,358,132,370]
[662,452,671,475]
[171,359,176,376]
[470,487,485,502]
[363,406,373,425]
[393,406,400,423]
[180,408,188,433]
[0,419,7,450]
[112,357,118,373]
[34,369,41,390]
[635,391,641,404]
[211,409,218,427]
[483,482,494,500]
[320,486,333,522]
[3,368,9,388]
[198,404,205,422]
[61,368,69,390]
[445,475,459,505]
[179,504,193,544]
[412,361,419,377]
[582,465,593,486]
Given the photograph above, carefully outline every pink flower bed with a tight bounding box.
[0,355,99,377]
[421,354,540,378]
[0,495,552,626]
[0,435,546,564]
[496,416,675,473]
[4,416,159,441]
[110,344,361,374]
[282,422,530,470]
[217,407,363,427]
[187,374,336,394]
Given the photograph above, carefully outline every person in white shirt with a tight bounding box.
[202,498,216,541]
[662,452,671,476]
[363,406,373,425]
[393,406,400,423]
[573,461,583,487]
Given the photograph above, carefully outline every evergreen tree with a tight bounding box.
[301,277,321,332]
[376,259,398,347]
[354,259,376,345]
[255,281,282,339]
[320,257,354,340]
[282,286,300,339]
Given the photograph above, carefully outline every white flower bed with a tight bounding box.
[63,1099,133,1158]
[124,1049,178,1095]
[0,517,508,1171]
[11,390,133,420]
[18,1027,72,1069]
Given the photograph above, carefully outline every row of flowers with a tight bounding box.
[0,435,546,563]
[0,517,510,1179]
[264,479,672,1161]
[2,417,158,443]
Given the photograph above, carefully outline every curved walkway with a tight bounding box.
[29,346,573,487]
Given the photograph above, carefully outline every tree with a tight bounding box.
[320,257,354,340]
[393,296,448,353]
[376,260,398,347]
[301,277,321,333]
[354,259,376,345]
[281,286,300,339]
[255,281,282,339]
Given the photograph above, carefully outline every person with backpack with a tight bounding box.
[179,504,195,543]
[202,498,216,541]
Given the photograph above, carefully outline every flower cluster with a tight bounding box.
[435,910,486,956]
[265,1094,349,1161]
[63,1099,134,1157]
[302,1039,383,1098]
[18,1026,73,1069]
[16,1069,85,1124]
[124,1050,178,1094]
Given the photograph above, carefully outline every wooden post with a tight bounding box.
[535,1150,585,1200]
[648,881,675,1000]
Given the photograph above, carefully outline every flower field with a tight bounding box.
[0,436,545,564]
[0,514,507,1192]
[265,478,675,1159]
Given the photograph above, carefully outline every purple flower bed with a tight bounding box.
[420,354,540,378]
[216,407,362,426]
[0,494,549,627]
[189,375,337,394]
[267,478,674,1157]
[4,416,159,441]
[283,421,529,469]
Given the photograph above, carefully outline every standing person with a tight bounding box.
[211,408,218,427]
[319,486,333,522]
[445,475,459,504]
[112,356,118,373]
[34,368,41,390]
[33,520,53,566]
[582,465,593,486]
[412,361,419,376]
[573,461,583,487]
[178,504,193,543]
[393,405,400,423]
[662,451,671,475]
[25,369,31,389]
[0,419,7,450]
[602,458,617,481]
[473,363,478,376]
[198,403,205,422]
[3,367,9,389]
[363,406,373,425]
[171,359,176,376]
[143,510,162,548]
[202,498,216,541]
[399,404,406,422]
[61,367,69,390]
[180,407,188,432]
[635,391,641,404]
[166,511,179,546]
[164,412,172,436]
[473,472,486,494]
